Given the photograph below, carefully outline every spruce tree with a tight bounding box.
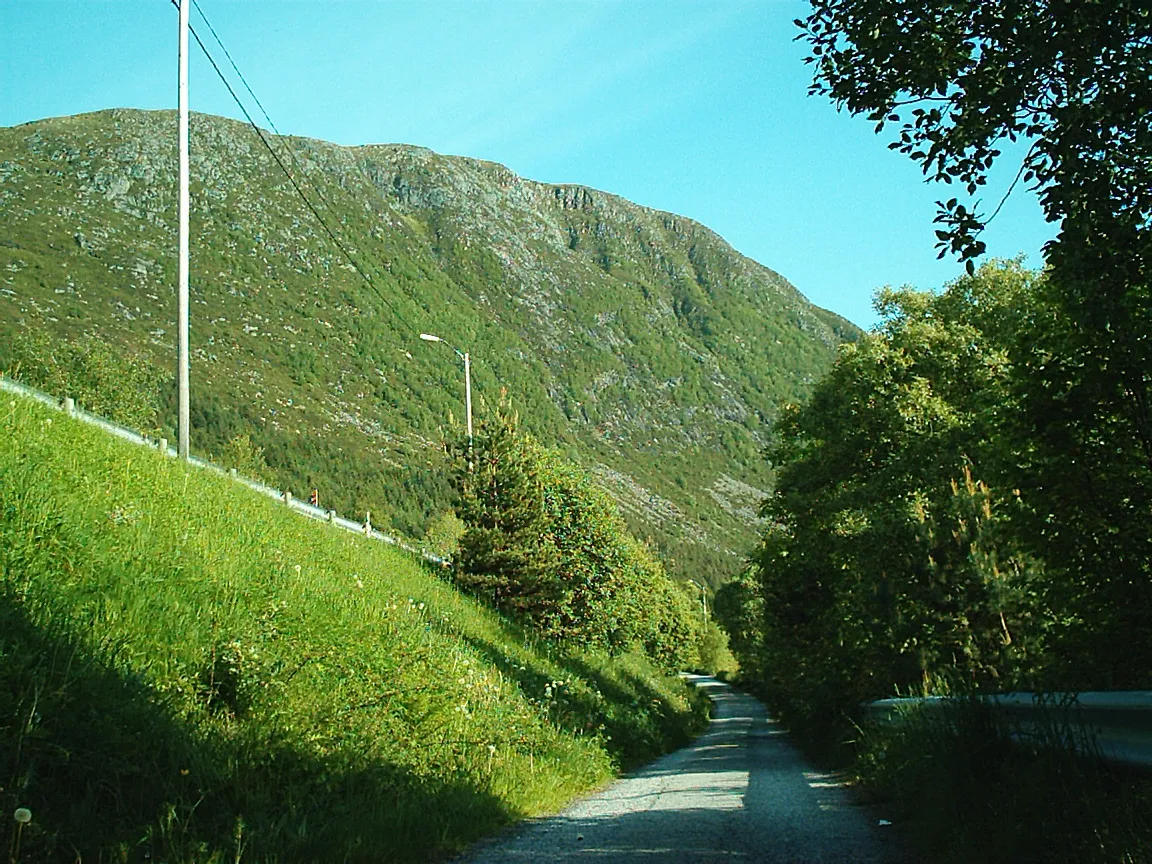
[451,399,559,621]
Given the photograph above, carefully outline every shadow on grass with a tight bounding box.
[0,593,515,863]
[456,631,706,771]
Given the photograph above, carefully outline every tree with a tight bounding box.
[799,0,1152,690]
[798,1,1151,270]
[448,397,703,669]
[1003,260,1152,687]
[450,399,559,621]
[754,263,1046,721]
[712,567,766,680]
[220,433,272,483]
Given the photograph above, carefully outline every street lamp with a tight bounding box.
[419,333,473,460]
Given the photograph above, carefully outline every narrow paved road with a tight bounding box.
[455,676,905,863]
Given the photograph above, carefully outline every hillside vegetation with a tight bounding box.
[0,108,856,587]
[0,393,707,862]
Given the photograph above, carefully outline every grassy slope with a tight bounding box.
[0,392,707,862]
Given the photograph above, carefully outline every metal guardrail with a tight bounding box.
[1,376,449,568]
[867,692,1152,771]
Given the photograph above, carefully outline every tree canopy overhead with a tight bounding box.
[798,0,1152,269]
[794,0,1152,690]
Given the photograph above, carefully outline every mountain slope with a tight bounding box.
[0,108,857,585]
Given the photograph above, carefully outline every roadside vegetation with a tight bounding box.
[446,397,712,669]
[855,700,1152,864]
[0,393,708,862]
[716,258,1152,862]
[716,2,1152,860]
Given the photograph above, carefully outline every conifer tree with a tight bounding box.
[450,398,559,621]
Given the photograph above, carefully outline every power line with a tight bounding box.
[190,0,281,137]
[190,0,387,271]
[167,0,420,336]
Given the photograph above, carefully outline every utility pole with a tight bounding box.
[177,0,191,460]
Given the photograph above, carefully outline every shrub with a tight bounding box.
[3,329,165,432]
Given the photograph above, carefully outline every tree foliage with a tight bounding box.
[736,263,1050,722]
[798,0,1152,270]
[772,0,1152,708]
[728,256,1152,729]
[450,399,559,621]
[712,567,765,679]
[1004,259,1152,687]
[449,398,704,669]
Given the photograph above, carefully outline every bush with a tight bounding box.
[3,330,165,432]
[696,620,738,678]
[219,433,273,483]
[856,699,1152,863]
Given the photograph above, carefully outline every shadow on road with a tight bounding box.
[455,677,909,863]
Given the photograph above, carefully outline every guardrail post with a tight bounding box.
[63,397,75,415]
[327,509,335,523]
[364,511,371,536]
[158,438,168,455]
[283,490,291,506]
[230,467,237,478]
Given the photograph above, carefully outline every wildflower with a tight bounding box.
[14,808,31,823]
[418,602,425,611]
[294,564,302,574]
[488,744,497,756]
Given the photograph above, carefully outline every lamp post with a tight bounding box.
[419,333,472,461]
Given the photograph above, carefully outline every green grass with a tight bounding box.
[0,393,708,862]
[854,701,1152,863]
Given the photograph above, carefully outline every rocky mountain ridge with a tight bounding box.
[0,108,856,585]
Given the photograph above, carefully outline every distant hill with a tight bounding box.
[0,108,857,586]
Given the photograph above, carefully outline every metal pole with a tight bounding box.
[419,334,474,470]
[463,350,473,462]
[177,0,190,461]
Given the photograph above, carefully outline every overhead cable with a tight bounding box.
[167,0,418,335]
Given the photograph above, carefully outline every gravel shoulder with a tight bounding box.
[453,675,907,863]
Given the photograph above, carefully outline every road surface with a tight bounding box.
[455,676,905,863]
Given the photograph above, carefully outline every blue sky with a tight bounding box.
[1,0,1054,329]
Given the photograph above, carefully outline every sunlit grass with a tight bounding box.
[0,394,707,862]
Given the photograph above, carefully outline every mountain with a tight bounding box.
[0,108,857,586]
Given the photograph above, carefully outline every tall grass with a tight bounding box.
[855,699,1152,863]
[0,395,708,862]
